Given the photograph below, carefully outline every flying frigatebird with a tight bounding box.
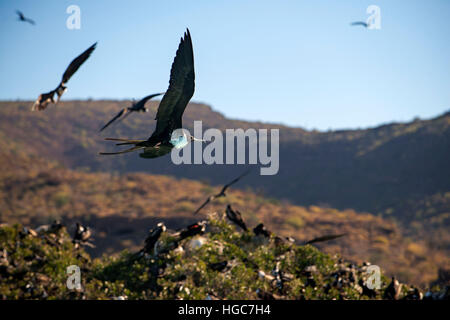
[100,29,201,158]
[32,42,97,111]
[99,93,164,132]
[350,21,368,28]
[194,169,251,215]
[16,10,35,25]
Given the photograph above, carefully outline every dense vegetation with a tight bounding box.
[2,217,444,300]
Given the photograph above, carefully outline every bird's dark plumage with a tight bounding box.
[350,21,368,28]
[384,276,402,300]
[194,169,250,215]
[178,221,206,240]
[143,223,166,254]
[253,223,271,238]
[100,93,164,132]
[208,261,229,272]
[100,29,195,157]
[225,204,248,231]
[16,10,35,25]
[32,43,97,111]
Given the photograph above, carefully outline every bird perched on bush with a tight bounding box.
[143,222,166,254]
[178,221,207,240]
[253,223,271,238]
[225,204,248,231]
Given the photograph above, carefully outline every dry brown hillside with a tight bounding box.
[0,137,447,286]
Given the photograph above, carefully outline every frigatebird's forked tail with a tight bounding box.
[98,138,146,155]
[99,28,194,159]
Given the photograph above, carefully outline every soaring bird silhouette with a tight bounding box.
[100,29,199,158]
[194,169,250,215]
[32,43,97,111]
[225,204,248,231]
[99,93,164,132]
[16,10,35,25]
[350,21,368,28]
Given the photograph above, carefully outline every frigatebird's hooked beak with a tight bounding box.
[190,136,206,143]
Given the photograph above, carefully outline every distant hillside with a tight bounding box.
[0,138,448,286]
[0,101,449,231]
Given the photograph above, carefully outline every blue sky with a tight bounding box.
[0,0,449,130]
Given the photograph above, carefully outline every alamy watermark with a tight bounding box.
[365,265,381,290]
[66,265,82,290]
[366,5,381,29]
[66,5,81,30]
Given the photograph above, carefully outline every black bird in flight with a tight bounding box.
[225,204,248,231]
[16,10,35,25]
[100,29,199,158]
[194,169,251,215]
[350,21,368,28]
[99,93,164,132]
[304,233,347,245]
[32,42,97,111]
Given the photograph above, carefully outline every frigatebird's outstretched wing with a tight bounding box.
[304,233,347,245]
[61,42,97,85]
[16,10,35,25]
[99,108,129,132]
[16,10,25,19]
[193,197,212,215]
[100,29,194,156]
[149,29,195,143]
[194,169,251,215]
[350,21,368,28]
[32,43,96,111]
[218,169,251,195]
[132,93,164,110]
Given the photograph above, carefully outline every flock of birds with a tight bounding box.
[31,27,198,159]
[15,7,351,250]
[12,9,402,299]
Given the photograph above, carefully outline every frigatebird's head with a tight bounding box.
[170,129,205,149]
